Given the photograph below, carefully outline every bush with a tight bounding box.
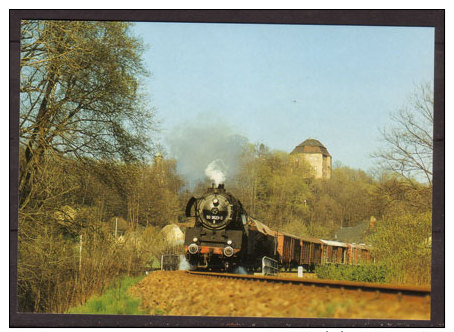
[17,217,180,313]
[367,210,431,285]
[315,263,389,283]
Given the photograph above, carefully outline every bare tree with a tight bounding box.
[374,82,433,185]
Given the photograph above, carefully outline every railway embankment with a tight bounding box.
[129,271,430,319]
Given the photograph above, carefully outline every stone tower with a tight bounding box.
[290,138,332,179]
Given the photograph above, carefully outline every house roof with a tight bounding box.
[290,138,331,156]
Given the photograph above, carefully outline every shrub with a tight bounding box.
[315,263,389,283]
[367,211,431,285]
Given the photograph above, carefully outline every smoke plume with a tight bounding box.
[205,159,227,186]
[165,115,248,188]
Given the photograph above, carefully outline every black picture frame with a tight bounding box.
[10,9,445,328]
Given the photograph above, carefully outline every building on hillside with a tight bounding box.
[290,138,332,179]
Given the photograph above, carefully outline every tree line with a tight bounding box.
[17,20,433,313]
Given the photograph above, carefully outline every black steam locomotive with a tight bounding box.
[184,184,276,272]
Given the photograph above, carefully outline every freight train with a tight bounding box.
[184,184,371,273]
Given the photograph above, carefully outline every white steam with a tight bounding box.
[178,255,193,271]
[205,159,227,186]
[233,266,248,275]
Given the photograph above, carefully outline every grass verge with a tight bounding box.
[67,275,147,315]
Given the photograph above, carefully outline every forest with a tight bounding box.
[17,20,433,313]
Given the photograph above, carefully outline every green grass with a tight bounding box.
[67,275,147,315]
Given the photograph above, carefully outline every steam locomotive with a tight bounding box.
[184,184,371,273]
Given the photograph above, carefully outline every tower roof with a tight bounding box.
[290,138,331,156]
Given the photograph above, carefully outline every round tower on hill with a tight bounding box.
[290,138,332,179]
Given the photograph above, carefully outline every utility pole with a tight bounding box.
[79,234,83,275]
[115,217,118,238]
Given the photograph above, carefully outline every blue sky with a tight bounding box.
[132,22,434,172]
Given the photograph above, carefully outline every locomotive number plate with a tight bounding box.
[206,215,224,221]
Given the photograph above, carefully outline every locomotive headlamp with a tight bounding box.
[227,240,232,245]
[193,237,198,243]
[223,246,234,257]
[213,198,219,206]
[188,243,199,254]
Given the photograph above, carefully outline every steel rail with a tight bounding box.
[186,271,431,297]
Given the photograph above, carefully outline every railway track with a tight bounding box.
[186,271,431,297]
